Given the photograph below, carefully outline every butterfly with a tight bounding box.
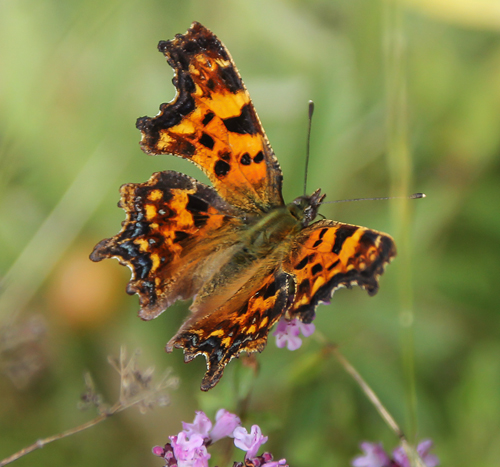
[90,22,396,391]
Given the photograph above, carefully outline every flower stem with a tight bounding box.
[331,345,426,467]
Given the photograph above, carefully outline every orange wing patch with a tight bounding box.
[167,268,292,391]
[284,220,396,323]
[90,171,242,320]
[136,22,284,214]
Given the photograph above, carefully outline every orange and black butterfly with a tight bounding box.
[91,22,396,391]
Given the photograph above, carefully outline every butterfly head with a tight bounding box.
[288,188,326,227]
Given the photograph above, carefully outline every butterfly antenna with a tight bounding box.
[321,193,426,204]
[303,100,314,196]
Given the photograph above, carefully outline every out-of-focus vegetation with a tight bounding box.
[1,0,500,466]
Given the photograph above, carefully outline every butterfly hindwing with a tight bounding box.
[90,170,243,320]
[167,268,292,391]
[136,22,284,214]
[284,220,396,323]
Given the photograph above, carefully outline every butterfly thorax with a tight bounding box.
[189,189,326,315]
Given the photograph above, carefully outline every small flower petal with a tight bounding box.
[417,440,439,467]
[210,409,241,443]
[233,425,269,460]
[170,433,210,467]
[352,442,391,467]
[263,459,289,467]
[152,446,165,457]
[273,318,315,351]
[182,411,212,439]
[393,439,439,467]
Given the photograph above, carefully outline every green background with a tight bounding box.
[1,0,500,466]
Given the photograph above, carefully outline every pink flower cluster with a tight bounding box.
[153,410,288,467]
[273,317,315,351]
[352,440,439,467]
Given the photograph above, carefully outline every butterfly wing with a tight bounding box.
[136,22,284,213]
[167,267,293,391]
[283,220,396,323]
[90,171,244,320]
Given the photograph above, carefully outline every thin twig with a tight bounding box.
[0,403,122,466]
[331,345,426,467]
[332,346,404,439]
[0,348,177,466]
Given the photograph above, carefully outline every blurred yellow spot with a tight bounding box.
[47,246,126,329]
[149,190,163,201]
[145,204,157,220]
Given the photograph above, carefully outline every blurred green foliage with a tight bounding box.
[1,0,500,466]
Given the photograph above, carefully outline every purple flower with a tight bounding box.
[233,425,269,459]
[239,452,288,467]
[209,409,241,443]
[182,411,212,439]
[393,440,439,467]
[352,440,439,467]
[170,432,211,467]
[262,459,289,467]
[152,443,177,466]
[352,442,391,467]
[152,446,165,457]
[264,461,288,467]
[273,318,315,351]
[152,410,287,467]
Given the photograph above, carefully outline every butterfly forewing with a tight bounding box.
[136,21,284,214]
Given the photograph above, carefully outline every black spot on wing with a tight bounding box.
[319,228,328,239]
[199,133,215,150]
[219,65,244,93]
[240,153,251,165]
[186,194,209,213]
[202,112,215,125]
[253,151,264,163]
[214,160,231,177]
[222,105,257,135]
[312,239,322,248]
[311,263,323,275]
[263,281,277,300]
[332,226,358,254]
[192,214,209,229]
[173,231,190,243]
[294,256,308,270]
[327,259,340,271]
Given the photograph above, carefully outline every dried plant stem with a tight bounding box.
[0,348,177,467]
[0,400,131,467]
[333,346,403,439]
[331,345,426,467]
